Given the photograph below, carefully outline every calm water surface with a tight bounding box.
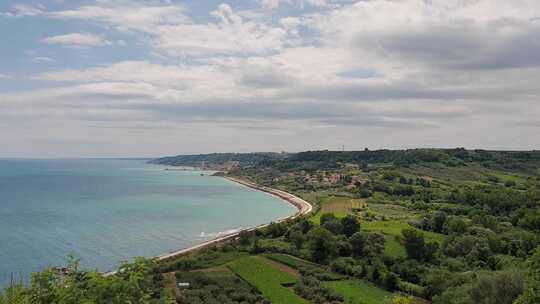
[0,159,295,286]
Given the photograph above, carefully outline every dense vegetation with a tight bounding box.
[149,152,287,168]
[3,148,540,303]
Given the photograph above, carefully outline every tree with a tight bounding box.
[515,246,540,304]
[435,270,524,304]
[2,257,161,304]
[384,272,399,290]
[424,241,439,262]
[518,208,540,232]
[289,230,305,250]
[402,228,438,261]
[320,213,338,226]
[295,219,314,234]
[433,211,447,233]
[336,235,352,256]
[445,217,467,235]
[0,283,29,304]
[239,230,253,246]
[322,219,344,235]
[350,232,367,257]
[364,233,386,257]
[265,222,287,238]
[424,269,454,298]
[469,270,524,304]
[252,238,263,254]
[402,228,426,260]
[307,227,338,263]
[341,215,360,237]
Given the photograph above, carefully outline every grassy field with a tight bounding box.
[363,220,445,244]
[323,280,393,304]
[383,235,407,258]
[162,248,249,271]
[311,195,359,224]
[228,256,308,304]
[362,220,444,258]
[366,203,416,221]
[264,253,317,269]
[264,253,344,280]
[312,211,348,224]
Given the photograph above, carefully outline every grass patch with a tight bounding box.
[323,279,393,304]
[489,171,527,184]
[363,220,445,244]
[312,211,348,224]
[258,238,293,252]
[159,248,249,272]
[384,235,407,258]
[264,254,318,269]
[257,256,300,277]
[264,254,344,280]
[366,203,415,221]
[228,256,308,304]
[310,195,358,224]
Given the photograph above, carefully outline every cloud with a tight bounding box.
[150,4,289,57]
[0,73,12,79]
[42,33,111,47]
[32,57,55,63]
[47,1,189,33]
[1,4,43,17]
[0,79,469,132]
[3,0,540,156]
[307,0,540,72]
[261,0,329,10]
[261,0,285,10]
[355,21,540,70]
[43,2,290,57]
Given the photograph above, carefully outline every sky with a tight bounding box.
[1,0,540,158]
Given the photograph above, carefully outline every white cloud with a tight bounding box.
[48,1,189,33]
[32,57,55,63]
[260,0,328,10]
[302,0,328,7]
[153,4,288,56]
[42,33,111,47]
[3,0,540,156]
[0,73,12,79]
[43,2,290,57]
[1,4,43,17]
[261,0,288,10]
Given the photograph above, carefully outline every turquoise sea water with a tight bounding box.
[0,159,295,286]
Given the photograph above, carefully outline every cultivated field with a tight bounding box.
[228,256,307,304]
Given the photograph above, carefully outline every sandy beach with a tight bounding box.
[157,176,313,259]
[104,176,312,276]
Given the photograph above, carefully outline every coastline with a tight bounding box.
[104,176,312,276]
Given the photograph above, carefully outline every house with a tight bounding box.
[329,173,342,184]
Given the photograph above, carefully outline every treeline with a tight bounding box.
[149,152,286,168]
[152,149,540,174]
[0,257,171,304]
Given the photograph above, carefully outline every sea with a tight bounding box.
[0,159,296,286]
